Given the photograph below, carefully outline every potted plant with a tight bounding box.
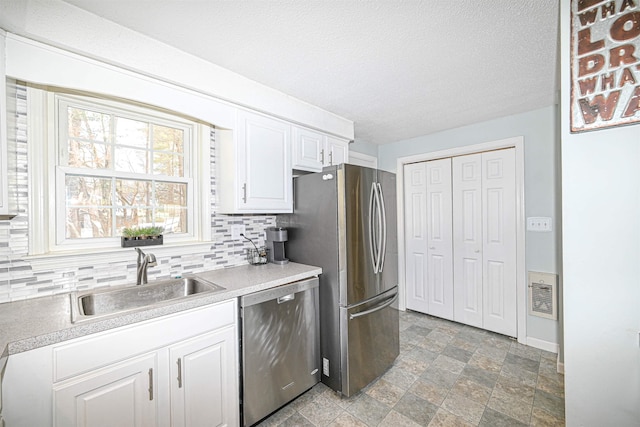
[121,226,165,247]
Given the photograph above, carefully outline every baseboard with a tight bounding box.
[526,336,559,353]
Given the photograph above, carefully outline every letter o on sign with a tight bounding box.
[610,12,640,42]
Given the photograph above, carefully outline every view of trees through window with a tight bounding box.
[63,103,189,239]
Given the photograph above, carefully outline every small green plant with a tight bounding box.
[122,226,164,239]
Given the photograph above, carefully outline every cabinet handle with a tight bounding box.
[177,358,183,388]
[329,151,333,165]
[242,183,247,204]
[320,149,325,164]
[148,368,154,401]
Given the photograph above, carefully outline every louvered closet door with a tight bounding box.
[425,159,454,320]
[452,154,483,328]
[481,148,517,336]
[404,162,429,313]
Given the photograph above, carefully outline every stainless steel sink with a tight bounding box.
[70,276,226,323]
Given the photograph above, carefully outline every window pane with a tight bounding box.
[67,140,110,169]
[115,179,151,207]
[153,124,184,153]
[155,182,187,207]
[66,208,112,238]
[116,208,153,234]
[157,207,187,234]
[153,152,184,176]
[115,117,149,148]
[115,147,149,173]
[66,176,112,206]
[68,107,110,142]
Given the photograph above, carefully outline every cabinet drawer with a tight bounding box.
[53,299,236,382]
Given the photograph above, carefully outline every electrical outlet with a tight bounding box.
[322,358,330,376]
[527,217,553,232]
[231,224,246,239]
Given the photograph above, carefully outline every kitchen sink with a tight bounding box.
[70,276,226,323]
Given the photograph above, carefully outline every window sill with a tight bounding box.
[25,242,213,272]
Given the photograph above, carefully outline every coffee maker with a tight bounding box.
[265,227,289,264]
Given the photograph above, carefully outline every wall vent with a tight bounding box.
[528,271,557,320]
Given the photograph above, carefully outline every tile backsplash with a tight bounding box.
[0,84,275,303]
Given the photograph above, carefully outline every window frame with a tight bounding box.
[28,86,211,257]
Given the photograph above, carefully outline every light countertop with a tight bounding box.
[0,262,321,358]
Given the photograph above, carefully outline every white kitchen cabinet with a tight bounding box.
[292,126,349,172]
[2,300,239,427]
[170,328,236,427]
[53,353,158,427]
[217,109,292,213]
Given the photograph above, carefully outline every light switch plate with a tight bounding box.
[527,217,553,232]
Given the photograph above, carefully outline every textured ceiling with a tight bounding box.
[61,0,559,145]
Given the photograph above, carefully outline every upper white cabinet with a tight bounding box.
[217,109,292,213]
[292,126,349,172]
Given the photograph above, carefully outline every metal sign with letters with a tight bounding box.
[571,0,640,132]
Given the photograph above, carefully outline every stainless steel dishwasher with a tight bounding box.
[240,277,320,426]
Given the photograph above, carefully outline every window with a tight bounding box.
[29,89,211,256]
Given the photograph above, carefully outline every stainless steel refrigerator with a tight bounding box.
[278,164,399,397]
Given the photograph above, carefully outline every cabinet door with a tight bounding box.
[169,327,238,427]
[452,154,483,328]
[326,136,349,166]
[292,127,323,171]
[425,159,454,320]
[238,110,292,212]
[53,354,157,427]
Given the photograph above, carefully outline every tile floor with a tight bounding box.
[256,309,565,426]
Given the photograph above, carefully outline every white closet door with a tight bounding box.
[404,162,429,313]
[425,159,454,320]
[481,148,517,336]
[452,154,483,328]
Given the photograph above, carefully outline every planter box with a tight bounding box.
[121,235,164,248]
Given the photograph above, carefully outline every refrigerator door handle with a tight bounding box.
[349,293,398,320]
[376,183,387,273]
[368,182,379,273]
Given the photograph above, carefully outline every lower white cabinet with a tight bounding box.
[2,300,239,427]
[54,353,159,427]
[169,328,236,427]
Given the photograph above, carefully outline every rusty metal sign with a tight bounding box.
[571,0,640,132]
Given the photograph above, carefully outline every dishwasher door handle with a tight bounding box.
[349,293,398,320]
[277,293,295,304]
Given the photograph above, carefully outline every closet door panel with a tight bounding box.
[425,159,453,320]
[404,163,429,313]
[452,154,483,328]
[481,149,517,337]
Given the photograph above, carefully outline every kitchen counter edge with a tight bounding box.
[0,262,322,358]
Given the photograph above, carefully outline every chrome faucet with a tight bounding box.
[135,248,157,285]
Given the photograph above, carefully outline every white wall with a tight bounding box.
[560,1,640,425]
[378,106,562,349]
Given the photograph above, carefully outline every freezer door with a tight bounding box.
[340,287,400,397]
[343,164,379,305]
